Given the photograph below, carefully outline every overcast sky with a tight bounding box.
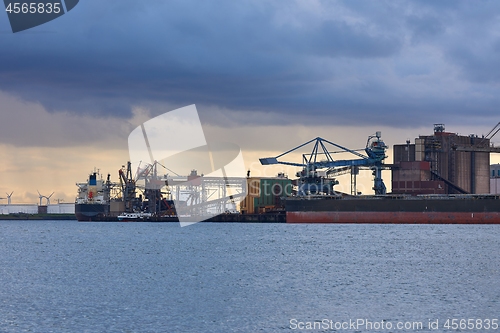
[1,0,500,202]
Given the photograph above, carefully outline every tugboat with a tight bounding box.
[117,212,153,222]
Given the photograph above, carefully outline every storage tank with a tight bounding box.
[393,125,491,194]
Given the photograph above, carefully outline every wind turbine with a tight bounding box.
[5,191,13,205]
[37,190,43,205]
[46,192,54,205]
[37,191,54,205]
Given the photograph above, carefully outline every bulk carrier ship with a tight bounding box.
[285,194,500,223]
[261,124,500,224]
[75,170,118,221]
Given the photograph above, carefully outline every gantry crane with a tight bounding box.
[260,132,388,195]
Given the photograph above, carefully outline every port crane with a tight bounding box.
[260,132,388,195]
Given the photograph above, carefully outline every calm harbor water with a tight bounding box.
[0,221,498,332]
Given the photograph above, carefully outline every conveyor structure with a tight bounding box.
[260,132,388,195]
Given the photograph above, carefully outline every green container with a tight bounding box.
[254,178,292,209]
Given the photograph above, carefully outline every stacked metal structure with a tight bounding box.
[392,124,498,195]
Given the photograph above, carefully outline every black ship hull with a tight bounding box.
[74,203,114,221]
[285,195,500,224]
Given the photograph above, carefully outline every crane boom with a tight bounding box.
[485,122,500,140]
[260,132,388,195]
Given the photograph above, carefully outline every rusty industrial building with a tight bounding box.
[392,124,500,195]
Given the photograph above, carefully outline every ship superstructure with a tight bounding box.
[75,170,121,221]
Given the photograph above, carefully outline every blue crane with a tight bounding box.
[260,132,388,195]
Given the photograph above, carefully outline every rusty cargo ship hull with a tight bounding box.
[286,195,500,224]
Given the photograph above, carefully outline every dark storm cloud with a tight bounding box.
[406,15,445,44]
[438,2,500,85]
[449,42,500,83]
[0,0,499,127]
